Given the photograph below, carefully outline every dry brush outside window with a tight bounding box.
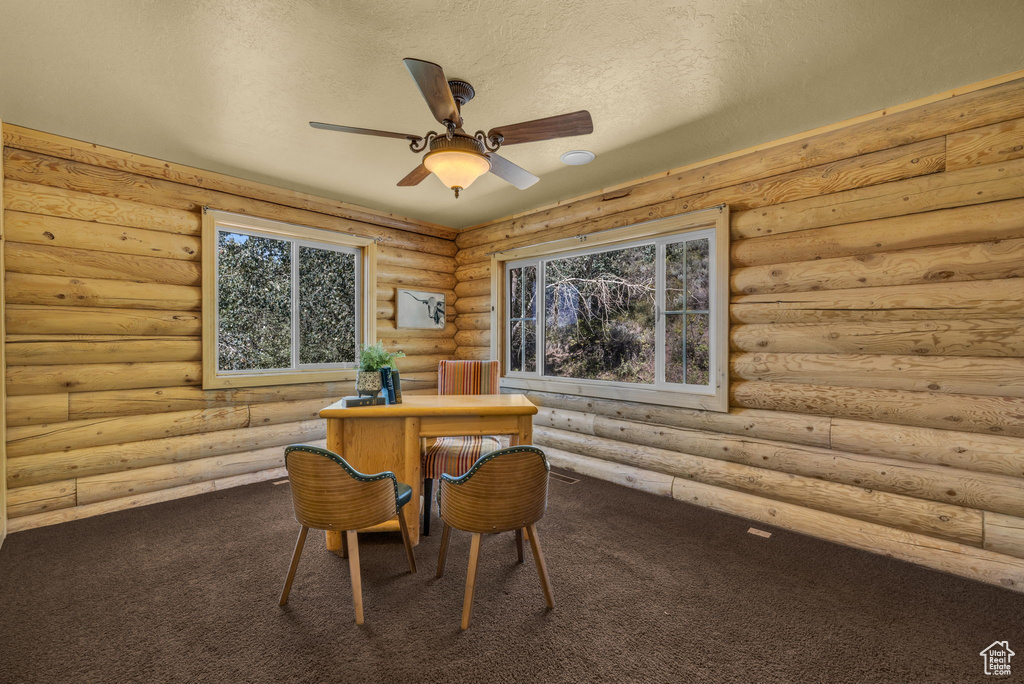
[543,243,656,384]
[495,207,728,411]
[664,236,711,386]
[507,264,537,373]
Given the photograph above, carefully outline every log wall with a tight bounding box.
[454,73,1024,592]
[1,125,459,531]
[6,73,1024,593]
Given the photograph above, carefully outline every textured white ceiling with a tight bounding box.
[0,0,1022,229]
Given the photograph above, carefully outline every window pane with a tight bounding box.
[524,265,537,317]
[665,313,685,384]
[686,238,710,310]
[510,267,523,318]
[299,246,357,365]
[509,320,523,372]
[524,320,536,372]
[685,313,711,385]
[217,231,291,371]
[665,241,687,311]
[544,245,656,383]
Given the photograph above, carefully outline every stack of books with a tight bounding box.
[342,367,404,408]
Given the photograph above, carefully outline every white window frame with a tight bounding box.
[202,209,376,389]
[490,206,729,412]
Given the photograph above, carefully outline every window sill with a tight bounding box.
[500,376,727,412]
[203,367,357,390]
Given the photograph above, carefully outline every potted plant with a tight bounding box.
[356,342,405,397]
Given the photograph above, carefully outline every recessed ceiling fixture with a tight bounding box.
[560,150,595,166]
[309,58,594,199]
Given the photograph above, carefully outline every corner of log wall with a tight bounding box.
[1,124,459,532]
[452,72,1024,593]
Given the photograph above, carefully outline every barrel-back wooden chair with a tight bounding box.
[420,359,502,536]
[279,445,417,625]
[435,445,554,630]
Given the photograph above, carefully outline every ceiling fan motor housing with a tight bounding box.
[428,133,486,156]
[447,80,475,106]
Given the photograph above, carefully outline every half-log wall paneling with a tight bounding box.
[5,70,1024,595]
[453,71,1024,592]
[1,124,459,531]
[0,118,6,547]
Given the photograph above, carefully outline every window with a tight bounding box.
[202,209,376,389]
[493,207,728,411]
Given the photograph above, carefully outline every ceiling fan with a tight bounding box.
[310,58,594,198]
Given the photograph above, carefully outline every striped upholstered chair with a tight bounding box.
[420,359,502,535]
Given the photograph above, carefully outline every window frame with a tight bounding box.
[490,206,729,412]
[201,209,376,389]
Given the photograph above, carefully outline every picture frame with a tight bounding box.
[397,289,446,329]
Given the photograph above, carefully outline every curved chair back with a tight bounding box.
[437,360,499,396]
[439,446,550,534]
[284,445,398,531]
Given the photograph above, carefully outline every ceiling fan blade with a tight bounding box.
[309,121,421,141]
[397,163,431,187]
[403,58,461,126]
[486,153,539,190]
[488,110,593,146]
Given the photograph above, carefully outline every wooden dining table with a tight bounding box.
[318,393,538,548]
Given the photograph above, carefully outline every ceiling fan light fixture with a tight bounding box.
[311,58,592,196]
[423,136,491,198]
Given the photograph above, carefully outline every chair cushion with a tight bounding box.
[438,360,500,395]
[422,435,505,480]
[396,481,413,509]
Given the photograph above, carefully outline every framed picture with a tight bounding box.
[397,289,446,329]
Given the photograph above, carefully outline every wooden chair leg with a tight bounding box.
[341,529,348,559]
[346,530,364,625]
[398,510,417,573]
[515,528,524,564]
[461,532,482,630]
[527,524,554,609]
[436,523,452,578]
[279,525,308,606]
[422,478,434,536]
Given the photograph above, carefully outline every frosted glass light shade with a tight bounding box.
[424,149,491,192]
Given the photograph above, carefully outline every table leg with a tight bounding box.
[325,417,345,553]
[322,416,420,547]
[403,417,422,546]
[513,414,533,446]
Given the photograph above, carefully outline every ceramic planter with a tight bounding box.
[356,369,383,397]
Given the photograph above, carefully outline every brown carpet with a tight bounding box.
[1,471,1021,684]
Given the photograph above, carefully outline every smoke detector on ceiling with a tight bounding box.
[560,150,595,165]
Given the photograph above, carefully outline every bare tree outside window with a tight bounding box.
[665,238,710,385]
[543,245,656,383]
[508,265,538,372]
[507,231,713,389]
